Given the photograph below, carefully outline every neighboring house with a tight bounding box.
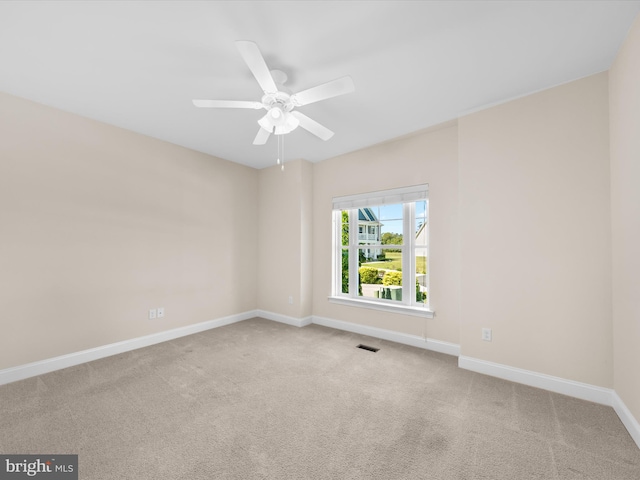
[358,208,382,260]
[415,221,428,249]
[415,221,428,289]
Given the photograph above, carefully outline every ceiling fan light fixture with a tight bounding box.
[269,107,283,119]
[283,112,300,133]
[258,108,300,135]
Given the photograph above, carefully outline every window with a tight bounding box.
[331,185,432,317]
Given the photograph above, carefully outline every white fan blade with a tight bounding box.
[236,41,278,94]
[192,99,263,109]
[253,127,271,145]
[290,111,334,141]
[291,76,355,106]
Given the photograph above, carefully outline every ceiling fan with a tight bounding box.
[193,41,355,145]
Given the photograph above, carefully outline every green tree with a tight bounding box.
[341,211,349,246]
[341,211,349,293]
[381,232,403,253]
[341,210,362,294]
[381,232,403,245]
[341,250,349,293]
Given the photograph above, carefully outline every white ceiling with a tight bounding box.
[1,1,638,169]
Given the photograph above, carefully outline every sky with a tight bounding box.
[363,201,427,235]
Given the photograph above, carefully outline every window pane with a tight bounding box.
[341,248,349,294]
[415,200,427,246]
[380,220,403,244]
[359,249,403,302]
[358,263,382,299]
[340,210,349,246]
[357,207,380,246]
[360,247,402,270]
[377,204,403,221]
[358,205,403,249]
[415,247,428,304]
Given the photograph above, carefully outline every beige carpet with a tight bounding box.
[1,317,639,479]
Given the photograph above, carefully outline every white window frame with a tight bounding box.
[330,185,434,318]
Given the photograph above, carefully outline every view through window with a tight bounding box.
[333,185,428,309]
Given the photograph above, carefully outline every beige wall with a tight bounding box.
[0,92,258,370]
[312,123,460,344]
[299,159,314,318]
[311,74,613,389]
[458,73,612,387]
[257,159,313,318]
[610,16,640,422]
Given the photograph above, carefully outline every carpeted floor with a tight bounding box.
[1,317,639,479]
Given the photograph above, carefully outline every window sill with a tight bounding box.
[328,296,434,318]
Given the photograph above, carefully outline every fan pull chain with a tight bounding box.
[275,127,280,166]
[276,130,285,171]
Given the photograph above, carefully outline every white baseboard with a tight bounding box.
[256,310,312,327]
[458,355,614,406]
[0,310,257,386]
[310,315,460,357]
[613,391,640,450]
[457,356,640,450]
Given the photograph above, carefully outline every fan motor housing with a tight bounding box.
[262,91,294,112]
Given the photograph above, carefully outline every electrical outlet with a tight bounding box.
[157,307,164,318]
[482,328,492,342]
[288,296,293,305]
[149,309,157,320]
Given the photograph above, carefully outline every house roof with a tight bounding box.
[416,222,427,238]
[359,208,379,223]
